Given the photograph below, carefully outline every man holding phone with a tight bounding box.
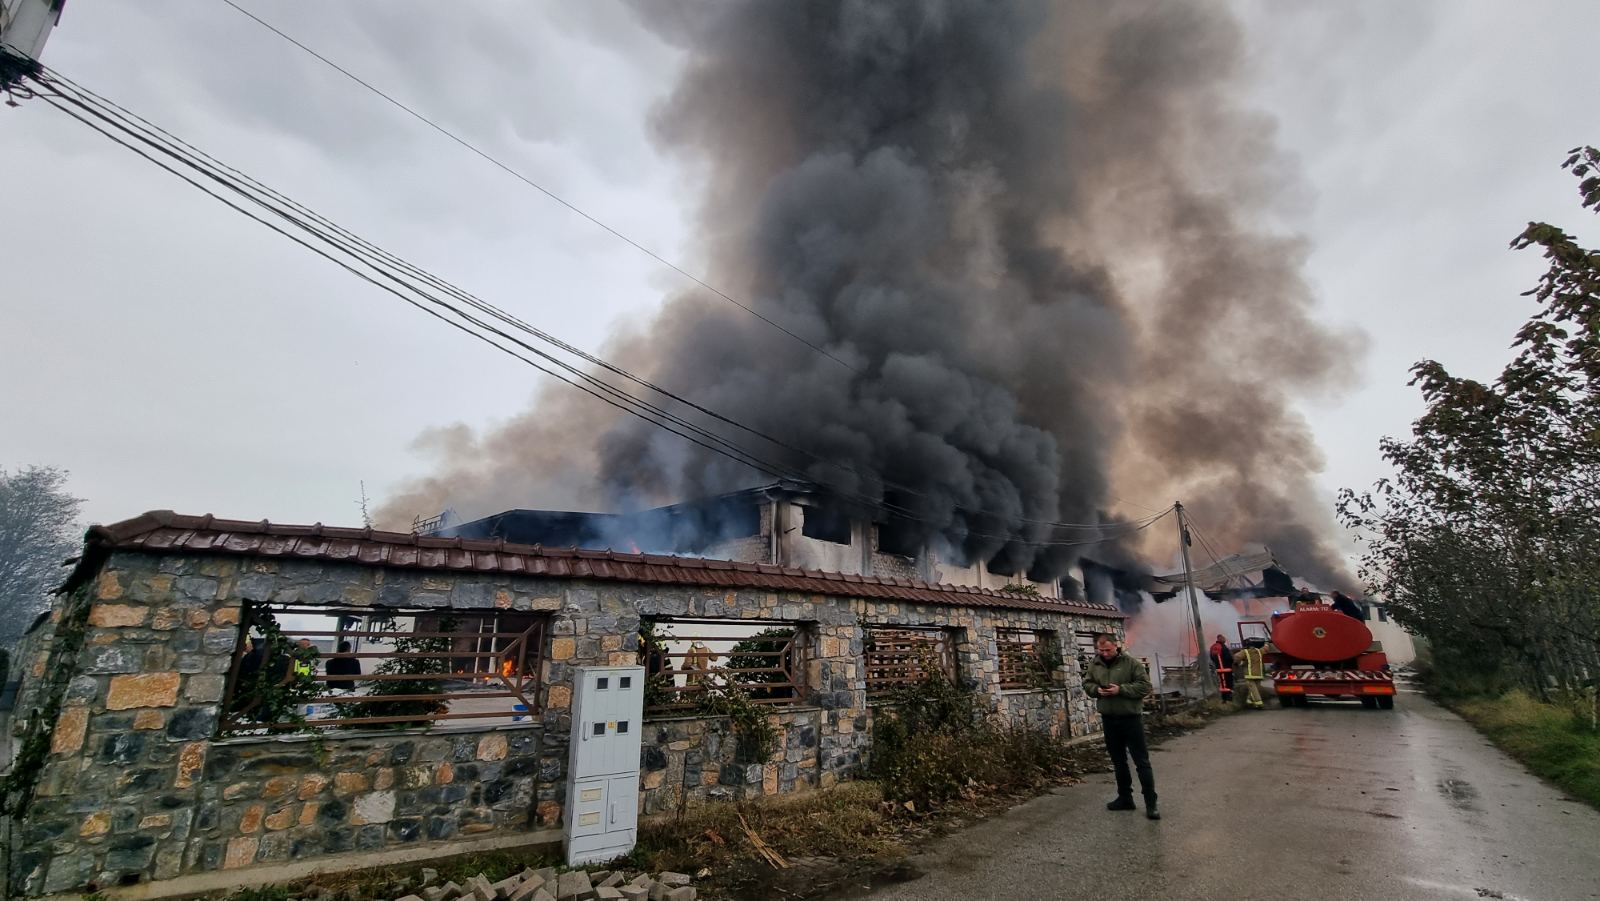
[1083,633,1158,820]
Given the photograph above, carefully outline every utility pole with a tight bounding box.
[1175,502,1219,700]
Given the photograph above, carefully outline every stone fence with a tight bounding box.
[2,514,1122,897]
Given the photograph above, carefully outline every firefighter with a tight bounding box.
[1331,591,1366,621]
[1209,633,1234,701]
[1236,637,1268,709]
[293,638,317,678]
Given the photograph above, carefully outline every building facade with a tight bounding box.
[450,481,1081,601]
[3,512,1122,897]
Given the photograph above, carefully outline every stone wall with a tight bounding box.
[867,552,922,582]
[637,709,824,816]
[7,547,1119,897]
[995,689,1073,738]
[193,727,543,871]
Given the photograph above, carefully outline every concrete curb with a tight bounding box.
[37,827,564,901]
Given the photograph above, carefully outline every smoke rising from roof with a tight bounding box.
[378,1,1361,587]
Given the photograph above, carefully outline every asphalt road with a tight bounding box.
[866,694,1600,901]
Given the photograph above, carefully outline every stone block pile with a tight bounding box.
[387,866,697,901]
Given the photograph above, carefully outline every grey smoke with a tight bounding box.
[379,1,1361,588]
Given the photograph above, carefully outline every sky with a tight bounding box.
[2,1,1597,563]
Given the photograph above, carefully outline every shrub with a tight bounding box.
[870,664,1074,810]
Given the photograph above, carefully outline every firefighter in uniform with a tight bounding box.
[1236,637,1267,709]
[1209,633,1234,702]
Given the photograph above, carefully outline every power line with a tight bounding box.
[52,44,1160,535]
[1183,513,1250,591]
[25,65,1170,551]
[39,62,1158,534]
[224,1,1181,520]
[219,0,864,377]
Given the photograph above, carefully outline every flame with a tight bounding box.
[502,658,515,678]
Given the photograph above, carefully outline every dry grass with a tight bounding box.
[631,781,898,877]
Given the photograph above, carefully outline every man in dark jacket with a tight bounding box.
[1331,591,1366,621]
[325,641,362,692]
[1083,633,1159,820]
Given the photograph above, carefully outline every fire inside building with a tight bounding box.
[430,480,1111,602]
[426,482,1415,672]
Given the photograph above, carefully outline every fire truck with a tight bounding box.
[1238,601,1396,710]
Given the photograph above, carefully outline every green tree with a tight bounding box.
[336,615,458,728]
[725,627,796,701]
[230,608,320,728]
[1339,147,1600,722]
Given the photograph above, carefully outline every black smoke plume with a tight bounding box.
[379,1,1361,587]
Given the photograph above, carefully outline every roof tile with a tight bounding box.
[71,511,1123,618]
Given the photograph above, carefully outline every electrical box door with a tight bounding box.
[565,665,645,866]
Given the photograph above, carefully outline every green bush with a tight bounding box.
[870,666,1074,810]
[333,615,458,729]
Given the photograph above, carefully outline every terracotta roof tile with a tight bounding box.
[66,511,1123,618]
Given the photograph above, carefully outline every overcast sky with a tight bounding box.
[2,1,1596,549]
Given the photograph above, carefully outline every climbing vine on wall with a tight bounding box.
[637,620,676,712]
[0,586,92,818]
[229,607,320,730]
[697,682,780,764]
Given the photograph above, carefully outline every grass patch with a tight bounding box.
[1451,690,1600,808]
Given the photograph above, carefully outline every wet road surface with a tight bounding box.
[865,695,1600,900]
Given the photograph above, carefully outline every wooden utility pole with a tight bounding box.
[1175,502,1219,700]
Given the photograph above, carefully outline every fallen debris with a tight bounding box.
[370,867,698,901]
[737,814,790,870]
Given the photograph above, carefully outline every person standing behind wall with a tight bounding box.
[325,641,362,693]
[1083,633,1159,820]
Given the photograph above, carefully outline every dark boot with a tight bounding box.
[1106,797,1136,811]
[1145,798,1161,820]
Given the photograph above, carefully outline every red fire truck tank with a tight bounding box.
[1240,603,1396,709]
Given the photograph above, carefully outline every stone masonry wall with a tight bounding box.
[10,548,1120,896]
[193,728,543,872]
[637,709,823,816]
[8,552,576,897]
[867,552,922,582]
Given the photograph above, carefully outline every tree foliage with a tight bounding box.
[1339,147,1600,722]
[0,466,83,646]
[335,615,458,728]
[229,608,320,729]
[725,627,796,701]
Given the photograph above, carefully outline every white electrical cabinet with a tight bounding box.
[564,665,645,867]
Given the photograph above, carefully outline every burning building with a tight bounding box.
[378,2,1361,606]
[443,480,1093,600]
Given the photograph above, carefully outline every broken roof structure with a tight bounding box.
[1148,549,1297,601]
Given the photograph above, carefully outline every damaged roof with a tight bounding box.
[64,511,1123,618]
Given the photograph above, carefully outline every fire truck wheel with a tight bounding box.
[1293,695,1311,708]
[1377,696,1395,710]
[1361,696,1378,709]
[1277,694,1292,708]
